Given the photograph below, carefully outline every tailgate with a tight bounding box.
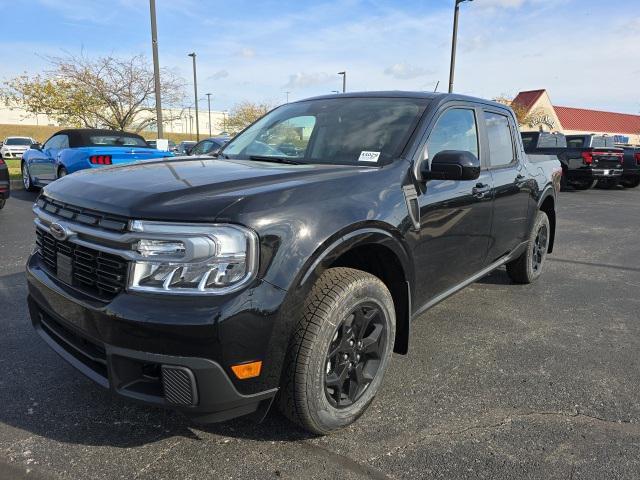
[591,148,623,169]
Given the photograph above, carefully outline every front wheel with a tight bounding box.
[279,267,396,435]
[622,177,640,188]
[57,166,68,179]
[0,198,5,210]
[506,211,550,284]
[22,162,37,192]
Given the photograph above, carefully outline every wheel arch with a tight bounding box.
[297,225,414,355]
[538,188,556,253]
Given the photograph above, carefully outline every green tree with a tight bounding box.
[2,53,185,132]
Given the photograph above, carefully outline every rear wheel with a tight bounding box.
[0,198,5,210]
[622,177,640,188]
[22,162,37,192]
[506,211,550,284]
[279,267,396,435]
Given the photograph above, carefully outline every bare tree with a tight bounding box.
[2,52,186,132]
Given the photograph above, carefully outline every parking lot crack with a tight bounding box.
[133,438,182,479]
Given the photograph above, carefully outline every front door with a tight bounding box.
[413,106,493,306]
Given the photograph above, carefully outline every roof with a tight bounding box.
[512,89,545,111]
[52,129,144,148]
[554,106,640,135]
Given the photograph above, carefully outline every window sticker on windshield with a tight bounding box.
[358,151,381,163]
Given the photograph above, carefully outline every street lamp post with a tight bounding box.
[285,91,290,103]
[222,110,228,132]
[337,71,346,93]
[448,0,472,94]
[206,93,212,137]
[188,52,200,141]
[149,0,163,137]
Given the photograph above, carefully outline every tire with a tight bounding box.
[279,267,396,435]
[506,211,550,284]
[0,198,5,210]
[622,177,640,188]
[571,179,597,190]
[21,162,37,192]
[57,166,68,179]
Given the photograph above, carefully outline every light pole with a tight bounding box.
[285,91,290,103]
[206,93,212,137]
[149,0,163,137]
[448,0,472,94]
[222,110,228,132]
[188,52,200,141]
[337,71,346,93]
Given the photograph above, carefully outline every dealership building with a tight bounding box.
[513,89,640,145]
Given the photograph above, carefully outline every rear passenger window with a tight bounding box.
[426,109,478,160]
[484,112,514,167]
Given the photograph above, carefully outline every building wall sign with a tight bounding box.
[613,135,629,144]
[528,113,556,129]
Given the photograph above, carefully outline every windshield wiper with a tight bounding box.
[249,155,302,165]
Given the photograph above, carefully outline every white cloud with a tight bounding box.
[283,72,334,89]
[384,63,433,80]
[239,48,256,59]
[208,70,229,80]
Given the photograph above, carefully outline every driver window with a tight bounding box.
[44,135,61,150]
[426,109,478,160]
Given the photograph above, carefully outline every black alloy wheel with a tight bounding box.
[531,223,548,273]
[324,303,386,408]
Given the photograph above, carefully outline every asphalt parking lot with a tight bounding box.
[1,186,639,480]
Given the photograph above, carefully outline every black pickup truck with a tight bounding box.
[26,92,561,434]
[619,146,640,188]
[522,132,624,189]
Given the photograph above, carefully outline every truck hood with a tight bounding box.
[43,157,375,221]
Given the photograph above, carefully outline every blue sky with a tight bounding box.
[1,0,638,114]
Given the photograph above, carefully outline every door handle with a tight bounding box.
[472,182,491,197]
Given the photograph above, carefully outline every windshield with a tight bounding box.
[89,135,148,147]
[5,138,33,146]
[222,97,429,166]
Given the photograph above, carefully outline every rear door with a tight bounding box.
[413,105,494,304]
[483,109,530,261]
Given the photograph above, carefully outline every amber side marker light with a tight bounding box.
[231,361,262,379]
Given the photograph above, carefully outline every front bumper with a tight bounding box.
[27,253,284,423]
[1,150,26,159]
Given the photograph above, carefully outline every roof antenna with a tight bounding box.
[433,80,440,92]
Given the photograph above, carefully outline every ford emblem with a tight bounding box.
[50,222,68,241]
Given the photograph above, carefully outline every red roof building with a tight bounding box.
[512,89,640,145]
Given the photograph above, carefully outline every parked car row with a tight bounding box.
[1,136,36,159]
[521,132,639,190]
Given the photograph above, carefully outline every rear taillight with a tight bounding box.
[581,152,593,165]
[635,153,640,166]
[0,158,5,165]
[89,155,112,165]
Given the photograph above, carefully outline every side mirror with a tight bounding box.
[31,143,42,151]
[422,150,480,181]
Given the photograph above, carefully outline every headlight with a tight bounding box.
[127,221,259,295]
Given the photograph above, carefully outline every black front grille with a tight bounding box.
[36,195,129,232]
[35,229,128,299]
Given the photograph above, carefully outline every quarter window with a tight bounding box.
[426,109,479,160]
[484,112,514,167]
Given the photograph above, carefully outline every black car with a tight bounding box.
[619,146,640,188]
[0,156,9,210]
[26,92,561,434]
[188,136,230,156]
